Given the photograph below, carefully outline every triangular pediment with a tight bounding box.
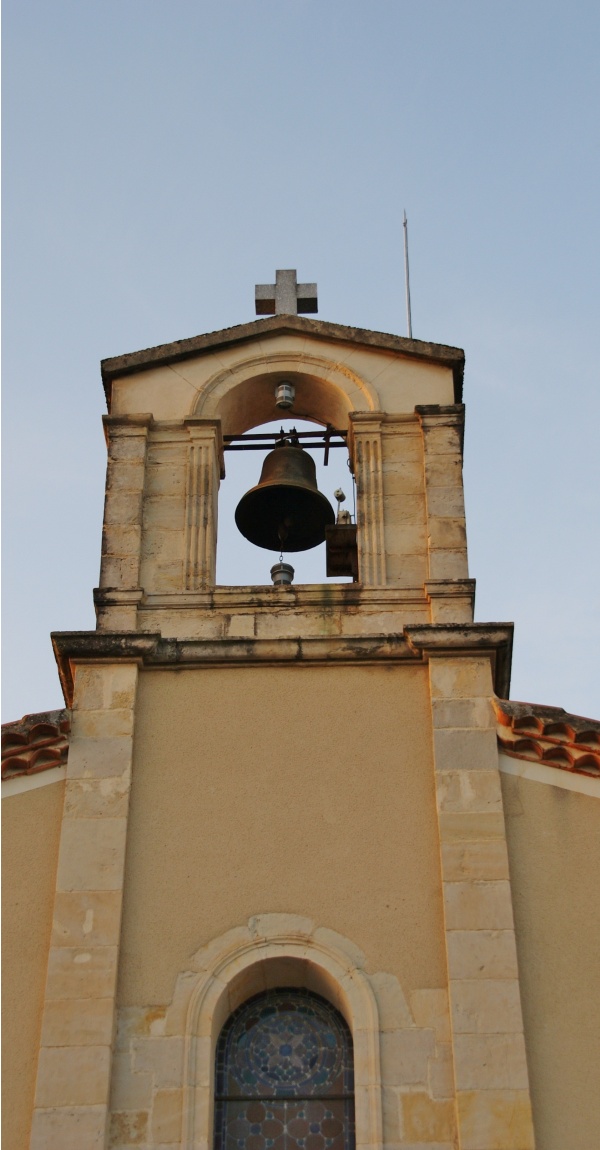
[101,314,464,408]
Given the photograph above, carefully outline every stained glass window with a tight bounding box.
[214,988,355,1150]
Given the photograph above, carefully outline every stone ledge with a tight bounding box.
[52,624,513,705]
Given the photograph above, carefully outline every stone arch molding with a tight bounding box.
[180,914,384,1150]
[110,916,454,1149]
[191,351,380,435]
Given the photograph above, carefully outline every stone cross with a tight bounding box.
[255,269,318,315]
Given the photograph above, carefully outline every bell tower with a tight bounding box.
[30,276,536,1150]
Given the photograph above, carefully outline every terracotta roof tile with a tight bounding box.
[494,700,600,778]
[2,709,70,781]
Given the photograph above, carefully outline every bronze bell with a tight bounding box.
[235,444,335,552]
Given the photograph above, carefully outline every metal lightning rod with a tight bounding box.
[403,209,413,339]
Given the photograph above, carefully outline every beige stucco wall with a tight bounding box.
[2,781,65,1150]
[502,770,600,1150]
[118,662,446,1007]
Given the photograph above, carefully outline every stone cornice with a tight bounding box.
[100,315,465,410]
[405,623,514,698]
[51,623,512,705]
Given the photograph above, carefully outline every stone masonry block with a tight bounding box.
[439,812,506,841]
[436,770,503,815]
[41,996,114,1047]
[71,708,134,740]
[57,817,127,892]
[381,1085,401,1142]
[380,1028,435,1086]
[369,972,414,1030]
[102,524,142,558]
[151,1089,184,1142]
[381,460,424,496]
[428,1043,456,1100]
[447,930,519,981]
[441,840,510,882]
[425,485,466,518]
[30,1105,107,1150]
[428,549,469,580]
[64,776,130,819]
[116,1006,167,1052]
[45,945,118,1000]
[380,493,426,525]
[143,494,186,530]
[133,1037,184,1089]
[52,890,123,948]
[444,881,514,931]
[109,1108,148,1145]
[401,1093,457,1142]
[72,664,137,711]
[424,456,463,488]
[106,459,146,493]
[456,1089,534,1150]
[451,979,524,1035]
[35,1045,112,1107]
[422,424,462,454]
[454,1033,530,1090]
[432,698,495,730]
[144,463,187,498]
[103,489,144,526]
[433,728,499,773]
[429,657,494,700]
[99,555,140,588]
[384,523,428,555]
[428,517,467,550]
[109,1053,153,1111]
[408,989,451,1042]
[66,736,133,780]
[108,435,148,462]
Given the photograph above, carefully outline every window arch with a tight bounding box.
[214,988,355,1150]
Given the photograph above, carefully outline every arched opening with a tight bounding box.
[217,416,355,586]
[214,988,355,1150]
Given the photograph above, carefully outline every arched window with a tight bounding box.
[214,988,355,1150]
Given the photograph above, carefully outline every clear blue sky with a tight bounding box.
[3,0,599,720]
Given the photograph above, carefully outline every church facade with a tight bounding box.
[3,283,599,1150]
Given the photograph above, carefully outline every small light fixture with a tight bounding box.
[270,561,294,586]
[275,381,295,409]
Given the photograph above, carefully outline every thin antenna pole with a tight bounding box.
[403,209,413,339]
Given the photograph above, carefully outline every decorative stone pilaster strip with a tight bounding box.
[183,419,223,591]
[427,653,535,1150]
[416,406,470,615]
[99,415,152,629]
[30,662,140,1150]
[348,414,386,586]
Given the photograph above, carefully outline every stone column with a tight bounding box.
[183,419,223,591]
[429,653,535,1150]
[30,662,139,1150]
[416,405,474,623]
[98,415,151,630]
[348,413,386,586]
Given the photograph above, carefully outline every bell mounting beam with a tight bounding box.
[255,269,318,315]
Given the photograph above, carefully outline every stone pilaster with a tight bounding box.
[417,405,471,622]
[98,415,151,630]
[348,413,386,586]
[183,419,223,591]
[30,662,139,1150]
[429,654,535,1150]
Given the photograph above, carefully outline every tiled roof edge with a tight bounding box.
[493,699,600,779]
[2,708,71,781]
